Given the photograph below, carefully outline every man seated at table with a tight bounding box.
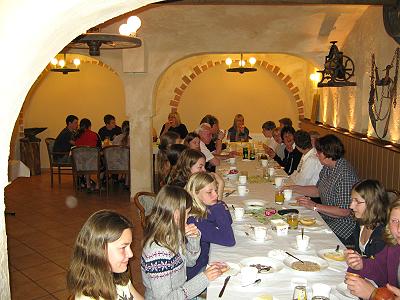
[200,114,224,154]
[197,123,220,171]
[98,114,122,142]
[290,130,322,186]
[279,117,292,128]
[53,114,78,163]
[262,121,278,150]
[265,126,302,175]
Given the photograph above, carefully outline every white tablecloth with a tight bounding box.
[206,159,349,300]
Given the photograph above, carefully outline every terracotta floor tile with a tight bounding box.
[21,262,65,281]
[35,273,67,293]
[10,252,49,270]
[52,289,71,300]
[11,280,48,300]
[8,243,36,259]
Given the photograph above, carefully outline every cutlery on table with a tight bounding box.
[335,244,340,252]
[218,275,231,298]
[224,190,236,197]
[231,205,235,211]
[241,279,261,287]
[301,228,304,239]
[285,251,304,264]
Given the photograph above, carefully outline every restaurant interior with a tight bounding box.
[2,0,400,299]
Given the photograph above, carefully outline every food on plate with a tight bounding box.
[250,263,272,273]
[254,295,273,300]
[228,169,239,174]
[324,251,345,261]
[299,217,316,226]
[291,261,320,272]
[265,208,277,216]
[289,201,299,207]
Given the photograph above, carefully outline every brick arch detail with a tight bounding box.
[169,59,305,120]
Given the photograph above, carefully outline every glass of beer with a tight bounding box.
[286,213,299,230]
[275,190,284,205]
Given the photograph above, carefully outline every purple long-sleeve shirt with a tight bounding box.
[348,244,400,288]
[186,201,236,280]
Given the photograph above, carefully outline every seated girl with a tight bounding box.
[141,185,222,299]
[168,149,206,187]
[345,197,400,299]
[227,114,250,142]
[350,179,388,258]
[67,210,143,300]
[183,132,201,151]
[185,172,236,280]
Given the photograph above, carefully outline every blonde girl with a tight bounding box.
[159,112,188,139]
[345,197,400,299]
[141,185,221,299]
[227,113,250,142]
[67,210,143,300]
[185,173,235,280]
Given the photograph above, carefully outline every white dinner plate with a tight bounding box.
[335,282,358,299]
[283,255,329,273]
[317,248,346,262]
[221,262,241,278]
[240,257,284,274]
[243,199,267,210]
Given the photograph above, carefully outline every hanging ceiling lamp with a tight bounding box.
[50,53,80,75]
[68,16,142,56]
[225,53,257,74]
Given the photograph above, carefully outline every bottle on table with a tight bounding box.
[243,146,249,159]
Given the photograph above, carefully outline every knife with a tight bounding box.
[218,275,231,298]
[224,190,236,198]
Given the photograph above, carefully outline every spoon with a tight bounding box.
[285,251,305,264]
[301,228,304,239]
[232,205,236,211]
[241,279,261,287]
[335,245,340,252]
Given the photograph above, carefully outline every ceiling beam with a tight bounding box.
[161,0,396,5]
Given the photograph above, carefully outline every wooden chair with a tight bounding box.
[133,191,156,228]
[45,137,72,188]
[103,145,130,196]
[71,146,102,195]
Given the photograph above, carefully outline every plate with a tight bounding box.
[244,199,267,210]
[221,262,241,277]
[283,255,329,273]
[298,220,323,231]
[290,242,313,252]
[336,282,358,299]
[240,257,284,274]
[288,201,302,208]
[318,249,346,262]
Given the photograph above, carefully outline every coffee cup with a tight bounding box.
[296,235,310,251]
[261,159,268,167]
[276,222,289,236]
[229,157,236,165]
[274,176,284,188]
[283,189,293,201]
[237,185,249,196]
[239,175,247,185]
[312,283,331,298]
[240,267,258,285]
[234,207,245,220]
[268,167,275,177]
[254,226,267,242]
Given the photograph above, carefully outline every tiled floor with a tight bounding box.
[5,172,144,299]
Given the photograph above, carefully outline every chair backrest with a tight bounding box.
[45,138,55,165]
[388,189,400,204]
[71,146,100,172]
[133,191,156,228]
[103,145,130,172]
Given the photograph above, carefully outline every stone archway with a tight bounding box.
[168,59,305,120]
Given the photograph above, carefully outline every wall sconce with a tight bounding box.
[310,72,321,83]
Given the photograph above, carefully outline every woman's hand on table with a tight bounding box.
[204,264,222,281]
[344,249,363,270]
[185,223,200,237]
[296,196,315,210]
[344,273,375,300]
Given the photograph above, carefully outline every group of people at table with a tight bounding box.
[64,111,400,300]
[52,114,130,191]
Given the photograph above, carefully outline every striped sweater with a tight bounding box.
[141,235,209,300]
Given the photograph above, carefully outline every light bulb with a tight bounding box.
[119,23,130,36]
[310,73,321,82]
[239,60,246,67]
[58,59,65,68]
[225,57,232,66]
[249,57,256,65]
[127,16,142,33]
[73,58,81,67]
[50,58,58,66]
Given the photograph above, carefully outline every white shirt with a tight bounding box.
[266,137,279,151]
[75,280,134,300]
[290,147,322,185]
[200,140,214,162]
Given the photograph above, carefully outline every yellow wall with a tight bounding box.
[22,61,127,168]
[320,7,400,143]
[154,53,316,134]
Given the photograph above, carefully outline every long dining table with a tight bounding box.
[206,158,350,300]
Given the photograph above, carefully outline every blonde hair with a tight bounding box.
[168,112,181,126]
[233,114,244,130]
[384,197,400,246]
[67,210,133,299]
[185,173,216,219]
[143,185,193,254]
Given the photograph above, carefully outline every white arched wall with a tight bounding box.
[0,1,156,298]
